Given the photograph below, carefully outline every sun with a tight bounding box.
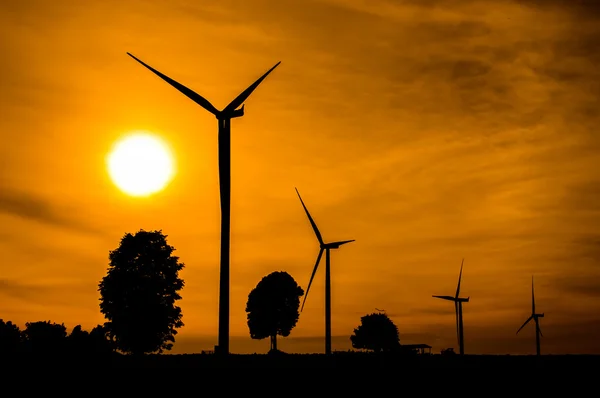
[107,132,175,197]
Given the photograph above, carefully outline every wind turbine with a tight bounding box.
[516,276,545,356]
[432,259,469,355]
[127,53,280,355]
[295,188,354,355]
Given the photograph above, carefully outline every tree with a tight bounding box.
[66,324,89,353]
[66,324,115,355]
[89,324,115,354]
[350,312,400,352]
[0,319,22,353]
[245,271,304,352]
[98,229,185,355]
[22,321,67,353]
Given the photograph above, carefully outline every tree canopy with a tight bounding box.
[1,319,114,354]
[246,271,304,352]
[0,319,22,353]
[350,312,400,352]
[22,320,67,353]
[98,229,184,355]
[66,324,114,355]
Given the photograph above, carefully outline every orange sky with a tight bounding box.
[1,0,599,355]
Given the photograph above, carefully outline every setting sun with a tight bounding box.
[107,132,175,197]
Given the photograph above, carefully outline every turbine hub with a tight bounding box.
[218,106,244,120]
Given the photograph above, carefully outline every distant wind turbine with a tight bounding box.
[295,188,354,355]
[127,53,280,355]
[432,258,469,355]
[516,276,545,356]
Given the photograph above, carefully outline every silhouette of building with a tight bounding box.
[402,343,432,355]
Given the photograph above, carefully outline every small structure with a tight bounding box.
[441,347,456,355]
[402,344,432,355]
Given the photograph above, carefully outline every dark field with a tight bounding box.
[14,352,600,368]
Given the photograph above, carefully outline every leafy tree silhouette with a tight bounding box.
[0,319,22,353]
[67,324,89,351]
[22,321,67,354]
[67,324,115,355]
[245,271,304,352]
[98,229,185,355]
[350,312,400,352]
[89,324,115,354]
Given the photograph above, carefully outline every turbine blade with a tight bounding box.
[295,188,324,245]
[516,315,533,335]
[455,258,464,298]
[531,275,536,314]
[329,239,355,247]
[223,61,281,114]
[455,301,460,347]
[432,295,456,301]
[301,248,324,312]
[127,53,220,116]
[534,316,544,338]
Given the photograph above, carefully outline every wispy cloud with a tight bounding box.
[0,187,106,236]
[0,278,94,307]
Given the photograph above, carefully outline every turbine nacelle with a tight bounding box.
[220,104,245,120]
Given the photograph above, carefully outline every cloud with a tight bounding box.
[0,187,105,236]
[321,0,600,18]
[0,279,48,302]
[303,0,600,132]
[552,273,600,298]
[518,0,600,16]
[0,278,93,307]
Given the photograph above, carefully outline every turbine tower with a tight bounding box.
[516,276,545,356]
[127,53,280,355]
[295,188,354,355]
[432,259,469,355]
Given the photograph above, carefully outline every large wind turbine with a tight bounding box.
[516,276,545,356]
[432,259,470,355]
[295,188,354,355]
[127,53,280,355]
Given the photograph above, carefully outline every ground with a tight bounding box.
[10,351,600,368]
